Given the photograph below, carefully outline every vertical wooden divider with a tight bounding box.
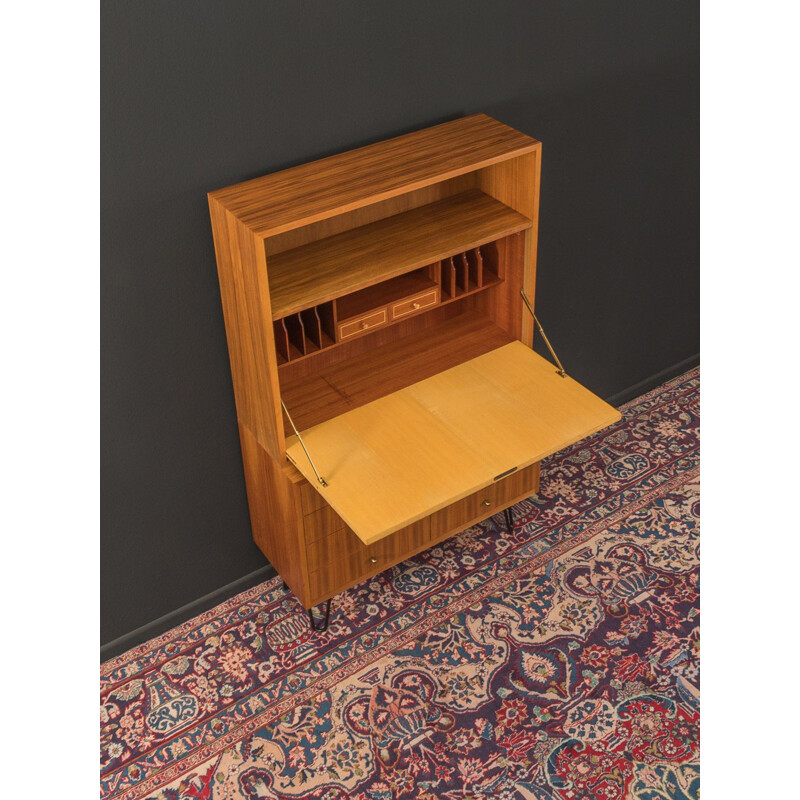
[444,256,457,298]
[273,319,290,362]
[469,248,484,288]
[300,307,323,349]
[284,314,307,356]
[457,252,470,293]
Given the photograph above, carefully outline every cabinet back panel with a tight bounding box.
[279,311,515,434]
[264,174,476,256]
[277,296,477,383]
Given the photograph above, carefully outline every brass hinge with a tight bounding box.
[520,289,567,378]
[281,400,328,487]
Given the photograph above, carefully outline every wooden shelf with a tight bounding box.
[279,312,515,432]
[267,190,531,319]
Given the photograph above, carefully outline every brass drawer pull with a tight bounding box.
[482,499,492,506]
[360,321,369,329]
[412,302,420,310]
[369,556,377,564]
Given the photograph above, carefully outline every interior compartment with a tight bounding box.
[336,267,437,323]
[265,189,529,320]
[267,182,533,426]
[274,301,336,364]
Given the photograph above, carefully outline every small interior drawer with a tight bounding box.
[337,309,387,341]
[390,287,439,320]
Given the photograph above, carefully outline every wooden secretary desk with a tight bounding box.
[208,114,620,629]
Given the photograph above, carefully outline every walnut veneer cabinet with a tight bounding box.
[208,114,620,625]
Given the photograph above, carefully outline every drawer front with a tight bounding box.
[299,482,327,515]
[337,309,387,341]
[307,518,429,597]
[493,462,541,506]
[390,288,439,320]
[305,465,540,601]
[370,518,429,561]
[430,463,540,539]
[303,504,347,544]
[430,486,498,538]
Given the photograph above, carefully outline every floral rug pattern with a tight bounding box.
[101,368,699,799]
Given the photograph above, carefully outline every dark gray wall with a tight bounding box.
[102,1,698,649]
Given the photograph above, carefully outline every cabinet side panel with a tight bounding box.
[238,422,311,606]
[209,195,285,458]
[477,149,542,347]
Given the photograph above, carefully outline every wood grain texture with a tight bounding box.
[307,518,430,605]
[209,114,539,237]
[430,462,540,540]
[492,462,542,507]
[390,287,438,320]
[276,297,478,384]
[485,232,527,340]
[267,190,530,319]
[337,270,437,321]
[279,312,515,432]
[276,288,494,381]
[238,422,311,606]
[429,466,541,547]
[263,174,477,256]
[477,150,542,346]
[429,485,498,539]
[306,518,428,577]
[299,480,327,516]
[208,199,285,458]
[303,503,347,545]
[306,467,540,605]
[337,309,387,341]
[286,342,621,545]
[429,462,540,537]
[206,115,608,611]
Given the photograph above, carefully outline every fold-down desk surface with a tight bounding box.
[286,342,621,544]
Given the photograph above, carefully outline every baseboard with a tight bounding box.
[605,353,699,408]
[101,353,699,664]
[100,564,276,664]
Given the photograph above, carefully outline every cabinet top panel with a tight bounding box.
[208,114,539,237]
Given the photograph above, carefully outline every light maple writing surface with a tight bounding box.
[286,342,621,544]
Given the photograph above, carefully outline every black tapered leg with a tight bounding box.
[503,506,515,534]
[308,598,332,632]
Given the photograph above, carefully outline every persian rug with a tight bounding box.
[101,368,700,800]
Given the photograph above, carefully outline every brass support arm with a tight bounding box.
[520,289,567,378]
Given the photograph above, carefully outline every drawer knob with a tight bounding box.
[369,556,377,564]
[412,302,421,310]
[360,321,369,330]
[482,499,491,506]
